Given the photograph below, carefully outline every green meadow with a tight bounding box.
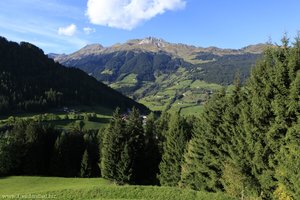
[0,176,236,200]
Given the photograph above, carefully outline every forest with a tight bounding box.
[0,37,148,114]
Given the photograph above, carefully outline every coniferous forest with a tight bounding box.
[0,36,299,199]
[0,37,148,114]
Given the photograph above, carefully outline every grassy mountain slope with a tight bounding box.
[53,37,267,114]
[0,37,149,115]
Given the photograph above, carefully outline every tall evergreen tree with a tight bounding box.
[123,107,145,184]
[80,149,92,178]
[50,131,68,176]
[180,89,227,191]
[0,133,15,176]
[50,130,85,177]
[274,61,300,200]
[159,113,187,186]
[83,132,101,177]
[101,108,126,182]
[275,120,300,200]
[238,39,299,198]
[101,107,145,184]
[117,142,133,184]
[143,112,161,185]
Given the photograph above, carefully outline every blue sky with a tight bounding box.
[1,0,300,54]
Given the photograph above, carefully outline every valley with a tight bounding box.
[1,36,299,200]
[1,0,299,199]
[52,37,264,115]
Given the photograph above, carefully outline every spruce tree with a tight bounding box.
[180,89,227,191]
[274,63,300,199]
[80,149,92,178]
[158,113,187,186]
[239,39,299,198]
[101,107,145,184]
[275,121,300,200]
[83,132,101,177]
[124,107,145,184]
[143,112,161,185]
[154,111,170,158]
[0,134,14,176]
[50,131,68,176]
[117,142,133,184]
[101,108,125,182]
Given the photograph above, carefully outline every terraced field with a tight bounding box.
[110,67,223,116]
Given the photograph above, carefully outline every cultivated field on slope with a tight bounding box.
[111,67,223,116]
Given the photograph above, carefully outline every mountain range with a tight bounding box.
[51,37,268,114]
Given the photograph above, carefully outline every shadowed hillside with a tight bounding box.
[0,37,149,114]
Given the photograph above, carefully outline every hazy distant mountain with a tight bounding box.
[0,36,149,114]
[52,37,267,84]
[54,36,266,64]
[51,37,268,113]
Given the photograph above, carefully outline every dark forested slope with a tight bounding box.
[0,37,149,114]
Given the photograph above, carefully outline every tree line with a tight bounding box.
[0,108,194,185]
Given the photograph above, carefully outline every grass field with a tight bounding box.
[0,105,113,131]
[0,176,236,200]
[137,77,221,116]
[104,68,227,117]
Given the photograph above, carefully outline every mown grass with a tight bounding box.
[111,73,138,89]
[0,176,236,200]
[190,80,223,90]
[0,105,113,130]
[180,105,205,116]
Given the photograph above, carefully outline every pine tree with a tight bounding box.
[238,39,299,198]
[101,107,145,184]
[143,112,161,185]
[154,111,170,157]
[220,76,262,198]
[101,108,126,182]
[0,133,14,176]
[124,107,145,184]
[117,143,133,184]
[274,63,300,199]
[180,89,228,191]
[275,121,300,200]
[158,113,187,186]
[80,149,92,178]
[83,132,101,177]
[50,131,68,176]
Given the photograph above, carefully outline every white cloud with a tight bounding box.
[83,27,96,34]
[86,0,186,30]
[58,24,77,36]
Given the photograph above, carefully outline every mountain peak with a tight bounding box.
[53,37,269,65]
[241,43,270,53]
[81,44,104,52]
[138,37,166,46]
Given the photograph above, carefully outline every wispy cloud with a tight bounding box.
[83,27,96,35]
[0,14,87,53]
[58,24,77,36]
[86,0,186,30]
[0,0,83,19]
